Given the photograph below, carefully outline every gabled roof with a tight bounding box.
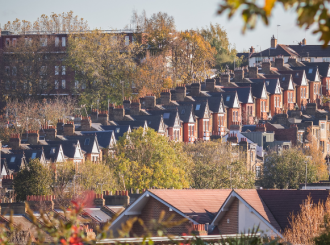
[250,78,281,94]
[302,61,330,77]
[250,44,299,58]
[130,115,166,133]
[288,45,330,58]
[264,74,295,90]
[237,82,267,99]
[278,70,307,86]
[177,100,212,119]
[80,130,117,148]
[10,149,45,164]
[291,66,320,82]
[113,120,148,130]
[65,134,100,154]
[146,110,182,128]
[193,96,226,114]
[162,104,196,123]
[221,87,254,104]
[211,190,282,237]
[207,91,240,108]
[46,140,83,159]
[29,145,64,163]
[257,189,329,231]
[1,153,25,172]
[101,125,131,141]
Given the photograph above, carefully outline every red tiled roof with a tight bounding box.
[149,189,232,224]
[234,189,282,232]
[257,190,330,231]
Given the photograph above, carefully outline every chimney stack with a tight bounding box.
[275,56,284,70]
[90,109,98,123]
[190,83,201,97]
[262,60,271,75]
[57,119,64,134]
[113,105,125,121]
[221,74,230,84]
[123,98,131,110]
[271,35,277,48]
[160,89,171,105]
[98,111,109,125]
[144,94,156,109]
[249,46,255,54]
[9,134,20,150]
[26,130,39,145]
[175,84,186,101]
[63,122,75,136]
[205,79,216,91]
[130,99,141,115]
[249,67,258,78]
[81,117,92,131]
[234,68,244,82]
[255,123,266,132]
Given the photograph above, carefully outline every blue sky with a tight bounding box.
[0,0,321,52]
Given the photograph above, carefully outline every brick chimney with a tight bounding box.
[175,84,186,101]
[94,193,105,207]
[249,67,258,78]
[130,99,141,115]
[43,126,57,141]
[221,74,230,84]
[302,38,306,46]
[238,137,249,151]
[123,98,131,110]
[26,130,39,145]
[262,61,271,74]
[205,79,216,91]
[26,195,55,212]
[191,224,208,236]
[234,69,244,82]
[249,46,255,54]
[9,134,20,149]
[113,105,125,121]
[227,133,238,144]
[81,117,92,131]
[63,122,75,136]
[103,190,130,207]
[90,109,98,123]
[74,115,82,125]
[271,35,277,48]
[160,89,171,105]
[108,103,114,120]
[288,57,297,65]
[57,119,64,134]
[306,103,317,115]
[275,57,284,70]
[98,111,109,125]
[144,94,156,109]
[255,123,266,132]
[190,83,201,97]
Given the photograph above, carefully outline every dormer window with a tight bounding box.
[10,157,15,163]
[308,68,313,74]
[163,113,170,119]
[196,104,201,110]
[226,96,230,101]
[31,152,37,159]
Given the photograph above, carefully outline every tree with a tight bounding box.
[199,23,242,70]
[107,128,192,190]
[261,148,318,189]
[217,0,330,47]
[184,141,255,189]
[66,30,141,107]
[283,195,330,244]
[13,159,52,201]
[134,54,172,97]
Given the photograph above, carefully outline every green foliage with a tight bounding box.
[199,23,242,70]
[107,128,192,190]
[314,214,330,245]
[184,141,255,189]
[13,159,52,201]
[261,148,318,189]
[217,0,330,47]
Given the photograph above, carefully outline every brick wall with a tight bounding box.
[130,197,190,237]
[217,198,238,234]
[266,123,298,145]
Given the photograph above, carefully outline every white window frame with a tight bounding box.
[62,66,66,75]
[40,38,47,47]
[55,37,60,47]
[55,80,59,89]
[125,36,129,45]
[55,66,59,75]
[62,37,66,47]
[62,80,66,89]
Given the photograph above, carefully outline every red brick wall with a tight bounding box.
[130,197,191,237]
[266,123,298,145]
[217,198,238,235]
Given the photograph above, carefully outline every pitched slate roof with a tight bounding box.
[149,189,232,224]
[221,87,253,104]
[113,120,147,130]
[162,104,196,123]
[29,145,61,163]
[10,149,44,164]
[46,140,82,159]
[291,66,319,81]
[257,189,329,231]
[278,70,305,86]
[146,110,181,128]
[1,153,25,172]
[65,135,99,154]
[264,74,294,90]
[100,125,130,141]
[237,82,266,99]
[80,130,116,148]
[193,96,226,114]
[288,45,330,58]
[130,115,165,132]
[302,62,330,77]
[207,91,239,108]
[250,78,280,94]
[250,44,299,58]
[177,100,211,119]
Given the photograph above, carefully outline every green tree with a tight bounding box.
[261,148,318,189]
[107,128,192,190]
[13,159,52,201]
[184,141,255,189]
[199,23,242,70]
[217,0,330,47]
[66,30,141,108]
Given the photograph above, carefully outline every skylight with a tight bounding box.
[116,128,120,133]
[282,77,285,81]
[196,104,201,110]
[31,152,37,159]
[163,113,170,119]
[10,157,15,163]
[226,96,230,101]
[308,68,313,74]
[84,138,90,145]
[95,215,103,222]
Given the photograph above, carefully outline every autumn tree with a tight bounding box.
[199,23,243,70]
[107,127,192,190]
[217,0,330,47]
[66,30,141,107]
[14,159,53,201]
[261,147,318,189]
[184,141,255,189]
